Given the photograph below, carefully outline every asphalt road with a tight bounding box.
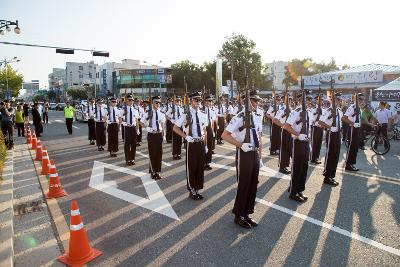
[36,110,400,266]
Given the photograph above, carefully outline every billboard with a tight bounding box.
[303,70,383,86]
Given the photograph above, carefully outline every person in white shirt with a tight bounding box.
[86,98,96,145]
[203,95,216,170]
[123,95,140,166]
[221,90,263,228]
[374,101,391,140]
[134,98,144,146]
[107,97,122,157]
[163,98,173,143]
[94,98,108,151]
[140,95,166,180]
[275,93,291,174]
[166,96,184,160]
[173,92,208,200]
[342,93,363,172]
[266,95,281,155]
[316,92,343,186]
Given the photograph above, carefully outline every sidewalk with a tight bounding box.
[0,137,64,267]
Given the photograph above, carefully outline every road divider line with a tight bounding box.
[256,198,400,257]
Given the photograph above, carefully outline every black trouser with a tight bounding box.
[43,112,48,124]
[172,127,182,156]
[376,123,388,138]
[213,120,218,139]
[16,123,25,137]
[311,126,323,162]
[217,117,225,141]
[233,149,259,216]
[121,124,125,140]
[88,119,96,141]
[226,114,232,124]
[66,118,73,134]
[342,122,350,141]
[345,126,359,167]
[270,123,281,152]
[323,131,341,179]
[95,122,106,147]
[186,141,205,191]
[289,139,309,195]
[166,120,173,142]
[137,121,142,143]
[33,121,42,136]
[148,132,163,173]
[205,126,214,165]
[279,129,292,169]
[1,122,14,148]
[124,125,137,162]
[107,123,119,152]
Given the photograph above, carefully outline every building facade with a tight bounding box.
[66,61,98,88]
[19,80,40,99]
[266,61,288,91]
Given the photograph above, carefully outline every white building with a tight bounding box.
[266,61,288,91]
[19,80,40,99]
[48,68,66,90]
[66,61,98,88]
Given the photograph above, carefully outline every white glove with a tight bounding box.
[241,143,253,152]
[146,127,152,132]
[259,159,265,168]
[353,122,360,128]
[298,134,308,141]
[185,136,195,143]
[330,126,338,132]
[163,136,167,142]
[205,146,209,154]
[137,129,140,135]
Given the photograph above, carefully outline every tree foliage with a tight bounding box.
[67,87,88,100]
[0,65,24,98]
[218,33,265,91]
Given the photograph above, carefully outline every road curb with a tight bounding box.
[0,150,14,267]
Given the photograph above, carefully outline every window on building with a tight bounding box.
[79,74,83,78]
[89,73,92,78]
[79,66,83,70]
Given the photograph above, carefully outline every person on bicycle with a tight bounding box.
[0,100,15,150]
[374,101,391,148]
[360,103,376,150]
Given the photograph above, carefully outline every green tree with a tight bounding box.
[67,87,88,100]
[218,33,265,91]
[47,90,56,101]
[170,60,203,94]
[0,65,24,98]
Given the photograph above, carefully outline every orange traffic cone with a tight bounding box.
[58,200,102,266]
[31,136,38,150]
[46,164,67,199]
[35,143,43,161]
[27,132,32,144]
[48,160,56,174]
[41,155,50,175]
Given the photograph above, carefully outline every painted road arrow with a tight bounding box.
[89,161,179,220]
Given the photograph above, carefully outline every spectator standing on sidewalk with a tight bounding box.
[32,103,43,137]
[43,102,49,124]
[15,104,25,137]
[64,101,75,135]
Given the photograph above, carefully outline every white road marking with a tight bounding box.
[136,151,172,167]
[212,154,290,180]
[256,198,400,257]
[72,126,79,129]
[54,119,63,123]
[89,161,179,220]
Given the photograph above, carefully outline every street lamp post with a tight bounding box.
[0,20,21,37]
[0,56,20,99]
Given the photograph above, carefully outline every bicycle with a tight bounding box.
[387,125,400,140]
[345,124,390,155]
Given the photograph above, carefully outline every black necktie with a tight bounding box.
[130,107,133,125]
[178,107,180,117]
[195,111,201,137]
[251,115,260,148]
[99,107,102,121]
[112,108,115,122]
[207,108,211,124]
[155,110,159,131]
[337,111,340,133]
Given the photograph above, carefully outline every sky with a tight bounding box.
[1,0,399,88]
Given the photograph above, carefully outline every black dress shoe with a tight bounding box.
[177,155,182,160]
[234,216,251,229]
[204,165,212,171]
[310,160,321,164]
[212,151,215,154]
[131,160,136,165]
[345,165,359,171]
[98,147,102,151]
[298,192,308,201]
[136,143,141,146]
[189,192,199,200]
[289,194,306,203]
[279,168,291,174]
[217,141,223,145]
[324,178,339,186]
[196,193,204,200]
[126,161,132,166]
[173,156,179,160]
[270,151,278,156]
[244,215,258,227]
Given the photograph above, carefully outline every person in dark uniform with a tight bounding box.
[107,97,121,157]
[342,93,362,171]
[266,95,281,155]
[204,95,216,170]
[0,100,15,149]
[123,95,140,165]
[283,92,310,203]
[275,94,292,174]
[317,92,342,186]
[216,100,226,144]
[166,96,184,160]
[134,98,144,146]
[31,102,43,137]
[173,92,208,200]
[222,90,263,228]
[94,98,108,151]
[140,95,165,180]
[163,97,173,143]
[86,98,96,145]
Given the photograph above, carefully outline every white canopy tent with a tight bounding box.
[372,77,400,113]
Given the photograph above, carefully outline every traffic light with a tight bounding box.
[93,51,109,57]
[56,48,74,54]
